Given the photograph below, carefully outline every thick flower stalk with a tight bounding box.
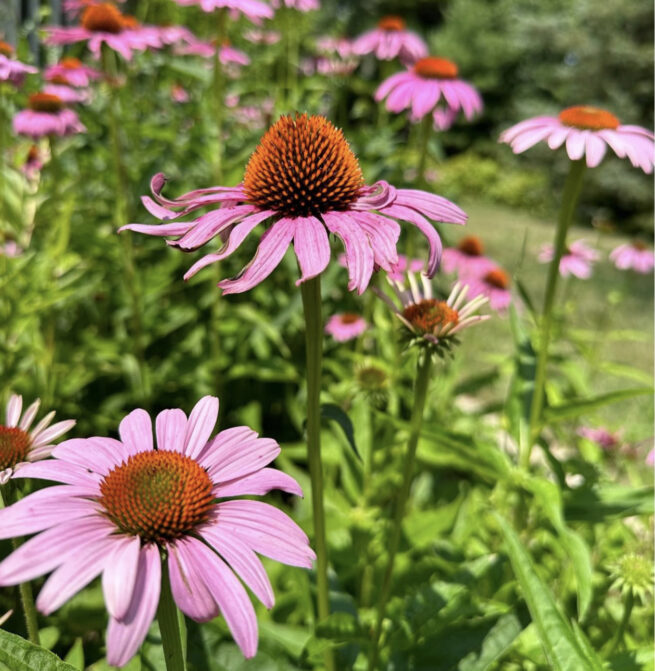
[0,397,314,668]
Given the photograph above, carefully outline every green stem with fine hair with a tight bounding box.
[368,352,433,671]
[157,561,187,671]
[299,276,335,671]
[0,487,40,645]
[416,114,433,188]
[525,159,586,468]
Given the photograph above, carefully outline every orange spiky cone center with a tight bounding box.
[402,299,459,334]
[28,93,64,112]
[339,313,362,324]
[243,114,364,217]
[99,451,214,542]
[81,4,125,34]
[60,57,83,69]
[457,235,484,256]
[484,268,509,289]
[558,106,620,131]
[49,74,71,84]
[0,426,31,472]
[632,241,648,251]
[378,16,405,31]
[414,57,459,80]
[0,41,14,57]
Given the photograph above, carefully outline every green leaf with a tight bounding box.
[320,404,360,459]
[544,387,653,422]
[0,629,79,671]
[458,613,525,671]
[62,640,84,671]
[495,515,603,671]
[565,484,654,521]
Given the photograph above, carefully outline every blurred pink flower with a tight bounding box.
[0,396,314,666]
[172,0,273,22]
[386,254,424,281]
[176,39,250,66]
[171,84,190,103]
[646,449,654,467]
[577,426,621,450]
[0,394,75,484]
[499,106,654,173]
[316,37,354,59]
[63,0,125,17]
[442,235,495,276]
[465,267,511,312]
[352,16,427,65]
[45,57,102,87]
[539,239,600,279]
[272,0,319,10]
[244,29,281,45]
[325,313,367,342]
[0,42,38,86]
[0,241,24,258]
[21,145,43,180]
[610,241,654,274]
[120,114,466,295]
[43,83,90,104]
[13,93,86,140]
[376,57,482,123]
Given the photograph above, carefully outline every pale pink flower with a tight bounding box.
[120,114,467,295]
[0,396,314,666]
[0,394,75,484]
[176,39,250,66]
[45,57,103,87]
[499,106,654,173]
[376,273,489,348]
[172,0,273,22]
[376,56,482,123]
[325,313,367,342]
[153,25,196,47]
[0,241,23,257]
[303,56,357,77]
[441,235,495,276]
[352,16,427,65]
[539,239,600,279]
[272,0,319,10]
[13,93,86,140]
[244,29,280,45]
[464,267,512,312]
[171,84,190,103]
[610,242,655,274]
[0,42,38,86]
[43,83,90,104]
[316,37,354,60]
[577,426,622,450]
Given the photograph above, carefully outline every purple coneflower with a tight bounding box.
[0,396,314,666]
[352,16,427,65]
[609,241,654,274]
[539,239,599,279]
[0,41,38,86]
[45,57,102,87]
[577,426,622,450]
[120,113,467,295]
[325,313,367,342]
[172,0,273,22]
[13,93,86,140]
[441,235,495,277]
[464,267,512,312]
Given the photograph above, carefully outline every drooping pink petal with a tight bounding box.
[184,396,219,459]
[30,419,77,448]
[173,205,255,251]
[155,409,188,453]
[213,467,303,498]
[293,216,331,285]
[12,460,101,489]
[106,544,161,668]
[18,399,40,431]
[351,211,400,270]
[203,434,279,482]
[102,536,141,620]
[393,189,467,225]
[119,409,153,455]
[197,426,259,469]
[565,130,587,161]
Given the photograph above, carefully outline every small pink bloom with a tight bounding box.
[376,56,482,123]
[610,242,655,274]
[0,396,314,666]
[171,84,190,103]
[316,37,354,60]
[120,114,467,295]
[441,235,495,276]
[172,0,273,23]
[153,25,196,47]
[244,29,280,45]
[646,449,654,467]
[45,57,102,87]
[176,39,250,66]
[0,42,38,86]
[272,0,319,10]
[499,106,654,173]
[353,16,427,65]
[577,426,621,450]
[0,241,24,258]
[43,83,90,104]
[0,394,75,484]
[325,313,367,342]
[539,239,600,279]
[13,93,86,140]
[465,267,511,312]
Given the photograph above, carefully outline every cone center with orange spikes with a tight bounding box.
[121,15,140,29]
[340,313,362,324]
[457,235,484,257]
[414,57,459,80]
[484,268,509,289]
[60,57,83,69]
[49,74,71,85]
[0,41,14,57]
[81,3,125,34]
[28,93,64,113]
[378,15,406,31]
[632,241,648,251]
[0,426,31,472]
[99,451,214,543]
[243,114,365,218]
[558,106,620,131]
[402,299,459,334]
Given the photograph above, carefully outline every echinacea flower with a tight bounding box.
[325,313,367,342]
[499,106,655,173]
[376,56,482,124]
[352,16,427,65]
[441,235,495,276]
[244,29,280,45]
[43,83,90,104]
[0,41,38,86]
[171,84,190,103]
[13,93,86,140]
[44,57,103,87]
[176,38,250,66]
[610,241,654,274]
[376,272,489,349]
[172,0,273,22]
[0,394,75,484]
[577,426,622,450]
[539,239,599,279]
[44,4,162,61]
[272,0,319,10]
[120,114,467,295]
[316,37,354,60]
[63,0,125,17]
[0,396,314,666]
[464,267,511,312]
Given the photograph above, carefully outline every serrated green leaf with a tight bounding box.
[0,629,79,671]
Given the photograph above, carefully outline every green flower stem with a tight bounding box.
[0,487,40,645]
[368,352,433,671]
[416,114,433,188]
[299,276,335,671]
[609,588,634,655]
[525,159,586,467]
[157,561,187,671]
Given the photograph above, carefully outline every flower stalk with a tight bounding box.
[417,113,433,187]
[157,561,187,671]
[525,159,586,467]
[299,275,334,671]
[368,351,433,670]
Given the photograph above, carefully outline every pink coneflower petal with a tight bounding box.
[6,396,22,427]
[53,437,129,472]
[200,432,279,482]
[213,468,303,498]
[293,215,331,285]
[102,536,141,619]
[18,399,40,431]
[155,408,187,453]
[12,460,101,488]
[184,395,219,458]
[119,409,153,454]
